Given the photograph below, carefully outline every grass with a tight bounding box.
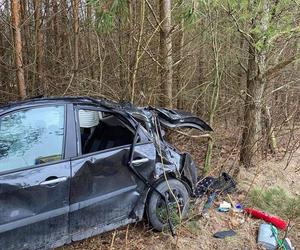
[247,186,300,221]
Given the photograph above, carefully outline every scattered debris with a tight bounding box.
[195,172,236,198]
[213,229,236,239]
[195,177,215,197]
[283,238,294,250]
[244,208,287,230]
[232,203,243,213]
[218,201,231,212]
[202,192,217,215]
[257,224,277,250]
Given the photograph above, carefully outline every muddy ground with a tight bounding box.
[60,126,300,250]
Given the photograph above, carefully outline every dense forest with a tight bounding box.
[1,0,299,171]
[1,0,299,167]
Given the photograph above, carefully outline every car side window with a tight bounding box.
[78,109,135,154]
[0,105,65,172]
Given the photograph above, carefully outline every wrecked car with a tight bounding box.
[0,97,212,249]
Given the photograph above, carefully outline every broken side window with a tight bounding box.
[78,109,135,154]
[0,105,65,172]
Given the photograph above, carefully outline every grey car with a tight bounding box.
[0,97,212,250]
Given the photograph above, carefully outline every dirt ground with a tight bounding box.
[60,127,300,250]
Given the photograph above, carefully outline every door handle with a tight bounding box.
[40,177,67,186]
[132,158,149,166]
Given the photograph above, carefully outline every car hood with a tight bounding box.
[151,108,213,132]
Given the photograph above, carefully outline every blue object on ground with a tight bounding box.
[202,192,216,214]
[235,203,242,209]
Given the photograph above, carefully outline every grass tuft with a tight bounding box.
[246,186,300,220]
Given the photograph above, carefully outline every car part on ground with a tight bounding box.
[213,229,236,239]
[195,172,236,198]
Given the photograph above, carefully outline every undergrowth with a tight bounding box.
[247,186,300,221]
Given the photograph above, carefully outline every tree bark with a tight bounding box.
[11,0,26,100]
[71,0,79,72]
[86,3,94,79]
[159,0,173,108]
[33,0,45,95]
[130,0,145,104]
[240,44,263,167]
[240,0,269,168]
[203,7,221,173]
[175,11,184,109]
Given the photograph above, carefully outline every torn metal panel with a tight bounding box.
[69,142,156,239]
[149,107,213,132]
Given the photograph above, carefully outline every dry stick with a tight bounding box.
[110,229,117,250]
[63,72,75,95]
[125,224,129,250]
[174,130,211,139]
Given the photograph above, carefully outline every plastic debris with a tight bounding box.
[257,224,277,250]
[218,201,231,212]
[244,208,287,230]
[202,192,216,215]
[235,203,242,209]
[283,238,294,250]
[232,203,243,213]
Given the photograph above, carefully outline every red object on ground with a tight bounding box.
[244,208,287,230]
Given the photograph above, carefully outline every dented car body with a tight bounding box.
[0,97,212,250]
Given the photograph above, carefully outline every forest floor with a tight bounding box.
[60,126,300,250]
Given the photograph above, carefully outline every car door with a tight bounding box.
[70,107,156,241]
[0,105,71,250]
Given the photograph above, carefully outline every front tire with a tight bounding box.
[147,179,189,231]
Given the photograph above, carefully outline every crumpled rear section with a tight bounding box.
[180,153,197,194]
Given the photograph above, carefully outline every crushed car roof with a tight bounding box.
[0,96,212,131]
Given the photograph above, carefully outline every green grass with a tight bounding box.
[156,203,182,231]
[186,220,201,235]
[247,187,300,220]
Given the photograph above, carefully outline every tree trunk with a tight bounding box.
[240,42,266,167]
[130,0,145,104]
[11,0,26,99]
[71,0,79,72]
[33,0,45,95]
[203,8,221,174]
[159,0,173,108]
[240,0,269,168]
[52,0,60,57]
[0,18,8,91]
[176,12,184,109]
[19,0,30,94]
[86,3,94,79]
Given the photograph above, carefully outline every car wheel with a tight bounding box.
[147,179,189,231]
